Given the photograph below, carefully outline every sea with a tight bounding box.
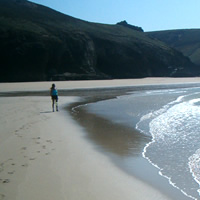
[82,85,200,200]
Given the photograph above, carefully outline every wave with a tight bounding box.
[137,93,200,199]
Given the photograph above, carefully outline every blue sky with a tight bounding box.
[29,0,200,32]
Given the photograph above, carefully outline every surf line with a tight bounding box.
[136,94,197,200]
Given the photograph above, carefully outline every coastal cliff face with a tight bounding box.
[0,0,199,82]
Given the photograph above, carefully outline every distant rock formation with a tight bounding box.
[117,20,144,32]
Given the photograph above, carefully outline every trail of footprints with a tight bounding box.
[0,106,51,198]
[0,135,56,199]
[14,114,49,139]
[0,137,55,181]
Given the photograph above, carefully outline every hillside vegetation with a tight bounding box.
[147,29,200,66]
[0,0,199,82]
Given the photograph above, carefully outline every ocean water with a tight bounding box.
[85,86,200,200]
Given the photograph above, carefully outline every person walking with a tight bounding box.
[50,83,58,112]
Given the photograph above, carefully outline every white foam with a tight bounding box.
[189,149,200,196]
[137,94,200,200]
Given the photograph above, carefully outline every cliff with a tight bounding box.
[0,0,199,82]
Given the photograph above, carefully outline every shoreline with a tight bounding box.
[69,90,191,200]
[1,78,200,199]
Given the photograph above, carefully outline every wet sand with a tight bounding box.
[70,102,192,200]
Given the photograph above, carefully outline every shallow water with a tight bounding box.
[85,86,200,200]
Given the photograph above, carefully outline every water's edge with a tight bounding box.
[67,85,197,200]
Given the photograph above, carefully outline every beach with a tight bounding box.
[1,77,200,200]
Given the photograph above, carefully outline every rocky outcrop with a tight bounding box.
[116,20,144,32]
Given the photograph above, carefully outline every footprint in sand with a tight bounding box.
[7,171,15,175]
[0,179,10,184]
[19,125,25,130]
[35,141,40,144]
[46,140,53,143]
[0,194,5,200]
[21,163,28,167]
[0,159,14,173]
[33,137,41,140]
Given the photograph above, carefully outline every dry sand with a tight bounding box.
[1,77,200,92]
[1,78,200,200]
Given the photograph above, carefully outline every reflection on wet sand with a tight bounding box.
[67,90,192,200]
[72,106,150,157]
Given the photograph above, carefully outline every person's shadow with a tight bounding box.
[40,111,52,114]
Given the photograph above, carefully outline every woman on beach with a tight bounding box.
[50,83,58,112]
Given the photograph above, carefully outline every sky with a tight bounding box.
[29,0,200,32]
